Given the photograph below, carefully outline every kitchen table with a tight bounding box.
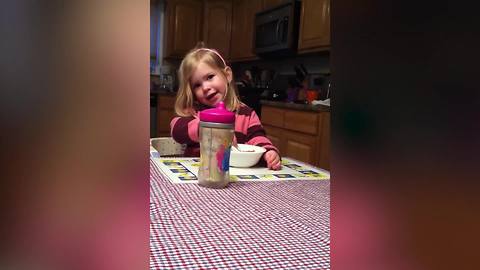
[150,157,330,269]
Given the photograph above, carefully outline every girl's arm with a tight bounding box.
[235,106,281,170]
[170,116,200,144]
[236,108,279,154]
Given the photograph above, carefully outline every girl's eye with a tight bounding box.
[207,74,215,80]
[192,83,200,89]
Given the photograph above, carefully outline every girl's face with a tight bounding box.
[190,62,232,107]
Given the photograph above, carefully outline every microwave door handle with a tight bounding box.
[275,20,281,44]
[276,17,288,43]
[281,17,288,42]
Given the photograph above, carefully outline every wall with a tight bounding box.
[231,52,330,100]
[150,0,164,75]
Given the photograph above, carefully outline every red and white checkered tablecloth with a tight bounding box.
[150,159,330,269]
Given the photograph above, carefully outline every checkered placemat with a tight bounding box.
[150,158,330,269]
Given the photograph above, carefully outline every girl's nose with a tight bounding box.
[201,81,211,91]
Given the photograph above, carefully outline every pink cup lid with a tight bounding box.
[199,102,235,123]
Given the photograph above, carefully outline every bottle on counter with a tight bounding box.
[286,87,299,103]
[198,102,235,189]
[306,89,319,104]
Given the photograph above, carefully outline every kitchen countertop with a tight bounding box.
[260,100,330,112]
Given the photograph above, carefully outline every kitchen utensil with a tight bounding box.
[260,70,268,87]
[245,70,252,82]
[299,64,309,76]
[294,65,305,82]
[326,82,331,99]
[198,102,235,189]
[232,141,254,153]
[251,66,260,86]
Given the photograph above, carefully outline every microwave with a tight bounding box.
[254,0,301,56]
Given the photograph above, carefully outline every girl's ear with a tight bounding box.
[224,66,233,83]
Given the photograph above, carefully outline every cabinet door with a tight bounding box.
[157,109,176,137]
[157,95,177,137]
[298,0,330,53]
[230,0,263,61]
[263,125,284,154]
[261,106,285,128]
[158,95,176,109]
[284,110,318,135]
[165,0,203,58]
[203,0,232,59]
[283,130,317,166]
[317,112,330,170]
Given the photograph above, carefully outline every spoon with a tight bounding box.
[232,140,241,152]
[231,141,254,152]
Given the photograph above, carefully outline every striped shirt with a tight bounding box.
[170,104,279,158]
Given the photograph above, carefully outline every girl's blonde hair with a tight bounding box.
[174,44,241,117]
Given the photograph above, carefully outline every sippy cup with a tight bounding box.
[198,101,235,188]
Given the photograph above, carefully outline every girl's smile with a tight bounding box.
[206,91,219,101]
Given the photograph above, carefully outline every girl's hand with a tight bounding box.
[264,150,281,170]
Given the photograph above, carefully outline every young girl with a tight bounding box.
[170,45,281,170]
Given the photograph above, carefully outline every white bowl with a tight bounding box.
[230,144,266,167]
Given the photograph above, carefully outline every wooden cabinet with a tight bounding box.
[229,0,263,62]
[317,112,330,170]
[284,110,319,135]
[264,125,284,154]
[203,0,232,59]
[163,0,307,62]
[164,0,203,59]
[261,106,285,128]
[262,105,330,170]
[298,0,330,53]
[156,95,177,137]
[284,130,317,166]
[229,0,291,62]
[262,0,289,10]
